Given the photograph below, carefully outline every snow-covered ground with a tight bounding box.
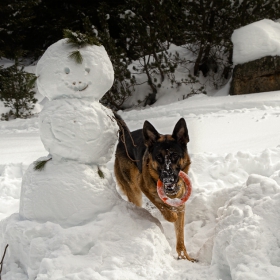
[1,89,280,279]
[1,18,280,280]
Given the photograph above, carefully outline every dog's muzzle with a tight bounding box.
[160,169,179,195]
[157,170,192,207]
[160,155,179,195]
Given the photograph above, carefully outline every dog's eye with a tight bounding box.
[156,154,164,163]
[171,153,179,162]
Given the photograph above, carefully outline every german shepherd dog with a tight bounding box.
[114,114,196,262]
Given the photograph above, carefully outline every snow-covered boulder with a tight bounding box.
[232,19,280,65]
[36,39,114,101]
[229,55,280,95]
[230,19,280,95]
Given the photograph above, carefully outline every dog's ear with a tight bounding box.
[172,118,189,145]
[143,121,160,147]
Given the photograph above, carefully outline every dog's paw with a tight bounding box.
[177,250,198,262]
[177,255,198,262]
[178,256,198,263]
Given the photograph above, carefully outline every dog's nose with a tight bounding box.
[161,170,175,184]
[163,177,175,185]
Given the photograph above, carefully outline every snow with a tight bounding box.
[123,44,198,108]
[2,23,280,279]
[36,39,114,100]
[232,19,280,65]
[1,89,280,279]
[19,159,118,226]
[16,38,119,231]
[2,205,170,280]
[39,99,117,164]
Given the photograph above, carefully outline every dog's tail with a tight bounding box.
[113,111,141,168]
[113,111,131,141]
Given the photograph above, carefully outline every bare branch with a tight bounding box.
[0,244,9,280]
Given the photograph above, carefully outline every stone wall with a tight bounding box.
[230,55,280,95]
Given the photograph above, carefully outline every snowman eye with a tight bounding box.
[85,68,90,73]
[64,67,70,74]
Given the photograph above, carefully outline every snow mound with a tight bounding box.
[36,39,114,100]
[0,164,22,221]
[212,174,280,279]
[232,19,280,65]
[39,99,117,164]
[183,148,280,279]
[3,201,170,280]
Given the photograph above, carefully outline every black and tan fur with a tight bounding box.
[114,114,195,261]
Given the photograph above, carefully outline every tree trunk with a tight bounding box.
[153,50,165,83]
[194,44,204,76]
[143,56,157,94]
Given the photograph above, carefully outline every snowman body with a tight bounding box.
[19,39,119,226]
[39,99,116,165]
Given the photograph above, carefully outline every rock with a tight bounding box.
[230,55,280,95]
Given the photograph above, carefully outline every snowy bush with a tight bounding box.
[0,62,37,119]
[1,0,280,108]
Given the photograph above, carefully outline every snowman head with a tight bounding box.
[36,38,114,101]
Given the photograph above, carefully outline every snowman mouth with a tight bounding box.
[65,81,89,92]
[78,84,88,91]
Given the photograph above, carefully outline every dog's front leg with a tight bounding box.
[175,209,197,262]
[143,192,178,222]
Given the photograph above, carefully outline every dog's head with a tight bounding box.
[143,118,190,196]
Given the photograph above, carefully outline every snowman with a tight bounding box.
[19,31,120,226]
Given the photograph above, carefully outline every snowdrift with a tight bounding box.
[2,129,280,279]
